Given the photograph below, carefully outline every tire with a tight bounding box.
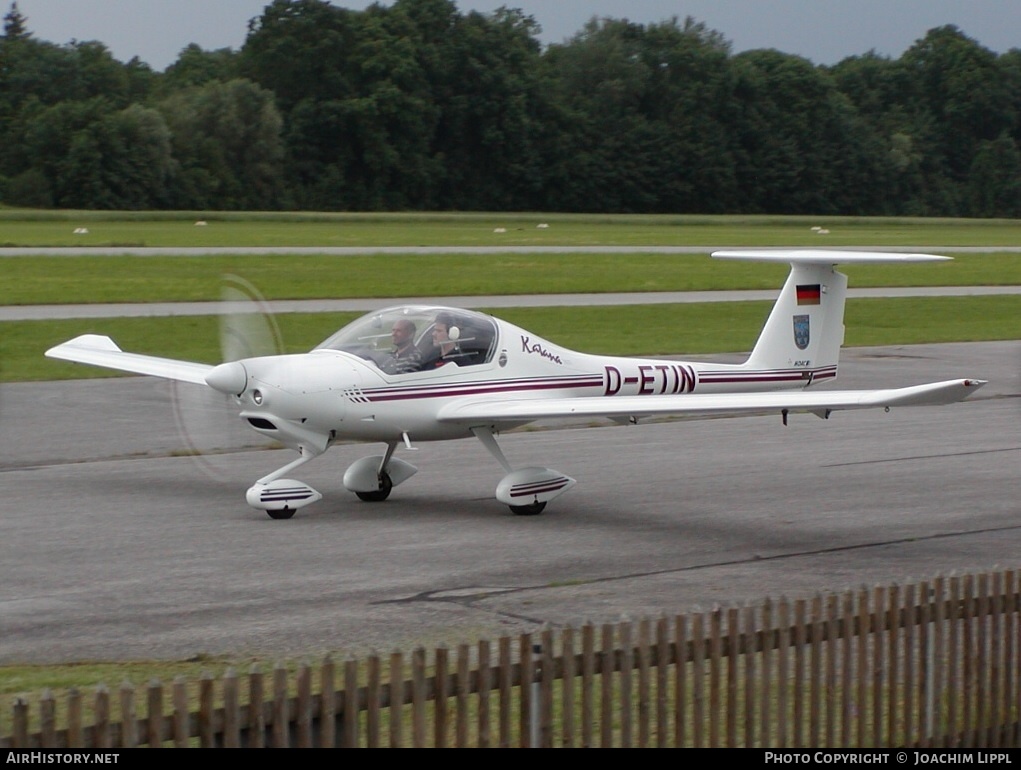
[509,501,546,516]
[267,508,295,520]
[355,471,393,502]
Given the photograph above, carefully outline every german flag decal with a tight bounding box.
[796,284,821,305]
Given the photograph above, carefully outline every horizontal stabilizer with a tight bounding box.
[437,379,987,424]
[45,334,213,385]
[711,249,952,264]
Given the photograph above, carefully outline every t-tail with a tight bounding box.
[711,250,953,387]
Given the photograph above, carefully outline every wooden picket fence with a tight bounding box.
[4,569,1019,748]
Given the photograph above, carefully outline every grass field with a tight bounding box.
[2,212,1020,382]
[1,211,1018,705]
[4,250,1021,307]
[4,209,1021,247]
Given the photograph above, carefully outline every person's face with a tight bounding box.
[432,322,450,344]
[391,322,413,348]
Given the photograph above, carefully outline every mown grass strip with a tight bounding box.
[3,210,1021,247]
[8,295,1018,383]
[2,252,1018,306]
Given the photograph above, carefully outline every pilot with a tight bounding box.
[380,319,422,374]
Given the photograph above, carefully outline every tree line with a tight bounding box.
[2,0,1019,216]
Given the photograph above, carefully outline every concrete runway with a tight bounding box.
[1,341,1018,664]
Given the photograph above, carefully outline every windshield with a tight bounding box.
[314,305,498,373]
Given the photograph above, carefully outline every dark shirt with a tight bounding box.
[429,347,478,367]
[380,345,422,374]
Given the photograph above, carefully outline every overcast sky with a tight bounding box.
[9,0,1021,72]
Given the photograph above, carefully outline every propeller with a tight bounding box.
[169,274,285,480]
[219,274,285,364]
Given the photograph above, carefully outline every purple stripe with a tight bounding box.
[699,367,837,384]
[261,492,315,501]
[512,477,570,493]
[511,480,571,498]
[366,377,605,403]
[367,374,602,397]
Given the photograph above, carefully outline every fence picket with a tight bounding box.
[320,656,335,748]
[40,691,56,749]
[456,643,471,748]
[581,622,595,748]
[246,666,264,748]
[561,627,575,748]
[477,640,491,749]
[388,651,403,748]
[600,623,613,748]
[655,616,669,748]
[118,681,135,748]
[295,663,312,748]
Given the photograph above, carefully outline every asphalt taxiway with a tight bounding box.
[1,341,1017,663]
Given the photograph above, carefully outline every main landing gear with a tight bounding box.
[245,448,324,519]
[471,427,575,515]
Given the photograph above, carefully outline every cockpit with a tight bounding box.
[313,305,499,374]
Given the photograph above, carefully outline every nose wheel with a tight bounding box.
[355,471,393,502]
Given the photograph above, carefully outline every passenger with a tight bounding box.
[380,319,422,374]
[430,310,477,367]
[430,312,458,366]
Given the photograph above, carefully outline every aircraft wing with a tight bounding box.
[436,379,987,424]
[45,334,214,385]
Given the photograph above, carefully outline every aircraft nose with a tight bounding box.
[206,361,248,395]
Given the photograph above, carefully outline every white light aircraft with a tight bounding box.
[46,250,986,519]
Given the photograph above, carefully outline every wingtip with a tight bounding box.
[46,334,121,355]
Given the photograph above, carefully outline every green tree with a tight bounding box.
[160,44,238,91]
[336,0,445,209]
[240,0,362,113]
[994,48,1021,148]
[15,98,172,208]
[3,1,29,40]
[968,132,1021,217]
[157,78,286,209]
[538,16,739,213]
[61,104,173,208]
[16,97,107,203]
[727,49,883,214]
[898,25,1012,213]
[240,0,367,207]
[829,53,927,214]
[428,5,546,209]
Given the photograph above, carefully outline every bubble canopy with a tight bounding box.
[313,305,499,371]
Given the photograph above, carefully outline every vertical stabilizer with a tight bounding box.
[710,249,952,386]
[744,261,847,374]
